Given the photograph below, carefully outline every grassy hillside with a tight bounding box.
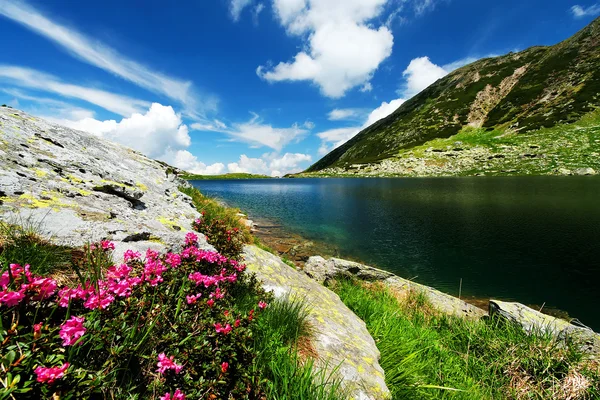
[181,172,272,180]
[306,17,600,175]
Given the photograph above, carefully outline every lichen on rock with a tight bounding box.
[243,245,391,400]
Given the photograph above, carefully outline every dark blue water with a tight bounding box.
[191,177,600,330]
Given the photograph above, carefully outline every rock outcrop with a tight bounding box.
[0,107,213,260]
[305,256,487,319]
[243,246,391,400]
[490,300,600,357]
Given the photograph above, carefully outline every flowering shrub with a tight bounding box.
[0,236,270,399]
[192,216,246,259]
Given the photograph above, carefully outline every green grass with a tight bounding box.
[178,185,253,243]
[329,279,600,399]
[252,297,344,400]
[181,172,272,180]
[0,218,72,275]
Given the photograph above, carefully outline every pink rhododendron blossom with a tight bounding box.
[33,322,43,339]
[214,323,232,334]
[59,316,86,346]
[165,252,182,268]
[221,362,229,373]
[0,289,25,307]
[106,264,132,280]
[146,249,160,261]
[157,353,183,374]
[101,240,115,251]
[25,277,57,301]
[107,276,141,297]
[123,249,142,262]
[207,299,215,308]
[84,289,114,310]
[144,259,167,286]
[184,232,198,246]
[258,301,268,310]
[234,319,241,328]
[209,288,225,300]
[161,389,185,400]
[34,362,69,384]
[57,285,92,307]
[186,293,201,304]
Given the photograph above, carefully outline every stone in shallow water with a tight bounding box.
[243,246,391,400]
[305,256,487,319]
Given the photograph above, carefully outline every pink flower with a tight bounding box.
[234,319,240,328]
[34,362,69,384]
[106,264,132,280]
[0,289,25,307]
[161,389,185,400]
[33,322,43,339]
[59,316,86,346]
[221,362,229,373]
[184,232,198,246]
[186,293,201,304]
[25,277,57,301]
[258,301,268,310]
[123,249,142,262]
[165,253,182,268]
[144,259,167,286]
[84,289,114,310]
[157,353,183,374]
[101,240,115,251]
[107,276,141,297]
[214,323,232,335]
[206,299,215,308]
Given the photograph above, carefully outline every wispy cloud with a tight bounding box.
[2,88,96,120]
[0,65,149,116]
[327,108,365,121]
[571,3,600,18]
[0,0,213,116]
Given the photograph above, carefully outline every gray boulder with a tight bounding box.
[489,300,600,357]
[573,167,596,176]
[0,107,214,261]
[305,256,486,319]
[244,246,391,400]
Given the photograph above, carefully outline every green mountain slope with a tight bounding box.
[306,17,600,175]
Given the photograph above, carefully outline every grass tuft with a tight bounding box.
[329,279,600,399]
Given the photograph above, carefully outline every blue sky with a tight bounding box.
[1,0,599,176]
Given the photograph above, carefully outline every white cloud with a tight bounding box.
[227,152,312,176]
[227,113,309,151]
[401,56,447,98]
[230,0,253,21]
[54,103,190,159]
[0,65,149,116]
[398,55,489,98]
[257,0,394,98]
[253,3,265,24]
[0,0,209,114]
[317,97,404,155]
[328,108,363,121]
[1,88,96,120]
[162,150,226,175]
[571,4,600,18]
[360,82,373,92]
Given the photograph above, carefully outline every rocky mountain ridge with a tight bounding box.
[305,17,600,176]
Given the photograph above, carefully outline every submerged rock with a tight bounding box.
[243,246,391,400]
[0,108,213,260]
[489,300,600,357]
[305,256,486,319]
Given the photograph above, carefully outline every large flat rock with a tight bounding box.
[243,245,391,400]
[0,108,213,259]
